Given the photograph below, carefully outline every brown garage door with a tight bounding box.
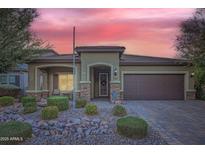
[123,74,184,100]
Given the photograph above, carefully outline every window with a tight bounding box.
[9,75,16,84]
[0,75,7,84]
[58,73,73,91]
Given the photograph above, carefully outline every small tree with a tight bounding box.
[176,8,205,99]
[194,65,205,98]
[0,9,49,73]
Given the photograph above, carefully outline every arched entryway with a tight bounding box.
[89,64,111,100]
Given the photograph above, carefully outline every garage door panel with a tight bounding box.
[124,74,184,100]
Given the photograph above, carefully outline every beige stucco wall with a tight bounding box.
[27,55,195,100]
[80,53,120,81]
[120,65,195,90]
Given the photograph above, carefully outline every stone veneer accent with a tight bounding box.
[110,83,121,103]
[41,91,49,99]
[186,91,196,100]
[26,91,42,101]
[80,83,91,101]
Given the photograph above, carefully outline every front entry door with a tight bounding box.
[99,73,108,96]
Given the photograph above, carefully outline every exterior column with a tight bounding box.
[110,82,121,103]
[80,82,91,101]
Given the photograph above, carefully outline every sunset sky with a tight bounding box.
[31,8,195,58]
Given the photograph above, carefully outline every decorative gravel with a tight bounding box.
[0,101,167,145]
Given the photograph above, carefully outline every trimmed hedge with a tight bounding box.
[21,96,36,107]
[21,97,37,114]
[41,106,59,120]
[0,121,32,144]
[85,104,98,115]
[47,96,69,111]
[23,101,37,114]
[76,99,87,108]
[0,96,15,107]
[117,116,148,139]
[112,105,127,117]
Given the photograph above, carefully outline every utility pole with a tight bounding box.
[72,26,76,109]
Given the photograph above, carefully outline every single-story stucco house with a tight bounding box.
[26,46,196,101]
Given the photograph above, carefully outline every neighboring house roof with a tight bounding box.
[75,46,125,56]
[28,46,191,66]
[40,49,59,57]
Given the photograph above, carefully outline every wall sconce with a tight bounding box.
[190,72,195,78]
[114,67,118,76]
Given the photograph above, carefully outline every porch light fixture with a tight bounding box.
[114,67,118,76]
[190,72,195,78]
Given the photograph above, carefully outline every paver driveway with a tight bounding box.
[125,100,205,145]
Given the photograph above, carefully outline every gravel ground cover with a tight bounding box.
[0,101,167,145]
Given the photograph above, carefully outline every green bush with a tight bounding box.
[41,106,59,120]
[21,96,36,107]
[0,96,15,107]
[117,116,148,139]
[24,106,37,114]
[22,99,37,114]
[47,96,69,111]
[0,121,32,144]
[202,95,205,100]
[112,105,127,117]
[85,104,98,115]
[23,104,37,114]
[76,99,87,108]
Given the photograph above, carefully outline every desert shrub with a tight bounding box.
[23,101,37,114]
[47,96,69,111]
[0,84,20,97]
[112,105,127,117]
[116,116,148,139]
[0,121,32,144]
[85,104,98,115]
[41,106,59,120]
[76,99,87,108]
[21,96,36,107]
[0,96,15,107]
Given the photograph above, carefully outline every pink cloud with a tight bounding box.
[31,8,194,58]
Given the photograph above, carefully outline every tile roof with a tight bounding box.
[29,47,191,66]
[120,54,191,66]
